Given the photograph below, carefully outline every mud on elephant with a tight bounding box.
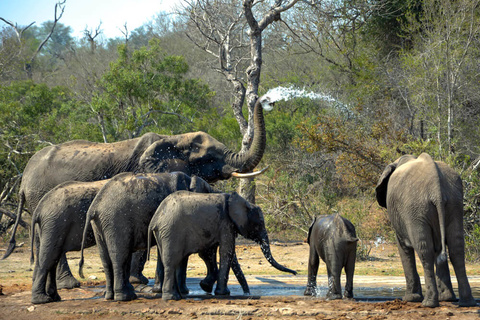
[375,153,476,307]
[148,191,297,301]
[5,95,274,290]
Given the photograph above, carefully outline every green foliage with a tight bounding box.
[0,80,101,192]
[298,109,412,190]
[91,38,215,140]
[463,169,480,262]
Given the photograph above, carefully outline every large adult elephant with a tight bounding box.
[4,95,272,289]
[375,153,476,307]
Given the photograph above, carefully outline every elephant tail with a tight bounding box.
[3,190,26,260]
[435,199,448,264]
[146,226,153,262]
[30,211,38,266]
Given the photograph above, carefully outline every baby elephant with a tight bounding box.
[304,213,358,299]
[30,179,109,304]
[148,191,297,301]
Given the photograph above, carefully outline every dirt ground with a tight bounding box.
[1,239,480,319]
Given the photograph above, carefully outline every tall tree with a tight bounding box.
[400,0,480,155]
[182,0,299,201]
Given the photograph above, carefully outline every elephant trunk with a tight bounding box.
[258,232,297,275]
[224,97,268,173]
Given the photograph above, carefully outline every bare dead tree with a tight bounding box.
[83,22,103,53]
[182,0,299,201]
[0,0,66,79]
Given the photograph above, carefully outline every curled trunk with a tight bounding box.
[224,97,266,173]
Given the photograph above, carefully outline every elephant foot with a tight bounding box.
[178,284,189,295]
[459,297,477,307]
[214,286,231,296]
[56,275,81,289]
[129,273,149,285]
[162,291,181,301]
[304,286,316,296]
[403,293,423,303]
[114,290,137,301]
[200,279,214,294]
[326,292,342,300]
[104,290,114,300]
[422,298,439,308]
[31,293,54,304]
[48,291,61,302]
[343,290,354,299]
[152,283,162,293]
[439,289,456,302]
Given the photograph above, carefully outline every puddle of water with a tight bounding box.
[142,276,480,302]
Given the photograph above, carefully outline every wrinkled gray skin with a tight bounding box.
[304,214,358,300]
[78,172,248,301]
[375,153,476,308]
[4,96,269,290]
[148,191,297,301]
[30,180,109,304]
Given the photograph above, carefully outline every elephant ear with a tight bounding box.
[306,217,317,245]
[189,175,214,193]
[375,162,398,208]
[137,139,189,174]
[227,192,249,234]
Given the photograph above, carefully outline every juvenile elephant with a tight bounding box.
[304,214,358,300]
[30,180,109,304]
[78,172,248,301]
[375,153,476,307]
[5,95,273,289]
[148,191,297,301]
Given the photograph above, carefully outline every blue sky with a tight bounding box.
[0,0,179,39]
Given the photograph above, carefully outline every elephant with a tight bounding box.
[30,179,109,304]
[78,171,249,301]
[375,153,476,307]
[303,214,358,300]
[4,94,273,290]
[147,190,297,301]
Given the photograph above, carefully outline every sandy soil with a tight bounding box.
[1,239,480,319]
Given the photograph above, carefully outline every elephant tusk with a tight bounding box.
[231,166,269,178]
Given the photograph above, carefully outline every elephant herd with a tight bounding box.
[2,95,478,308]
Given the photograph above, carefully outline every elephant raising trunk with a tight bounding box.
[225,96,269,176]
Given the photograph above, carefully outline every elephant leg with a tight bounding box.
[152,245,165,293]
[325,262,342,300]
[447,226,476,307]
[56,253,81,289]
[344,248,356,299]
[198,247,218,294]
[396,237,423,303]
[95,237,114,300]
[153,247,164,293]
[214,237,234,296]
[231,253,250,295]
[46,264,61,302]
[435,258,456,301]
[113,251,137,301]
[304,245,320,296]
[161,250,182,301]
[176,256,189,295]
[129,250,149,285]
[31,254,55,304]
[415,242,438,307]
